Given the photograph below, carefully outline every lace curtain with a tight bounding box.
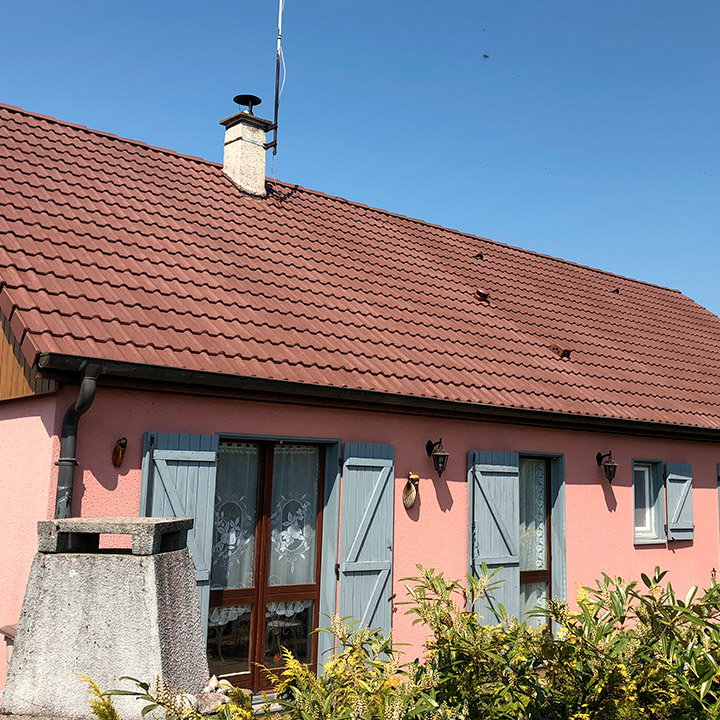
[268,445,319,586]
[519,458,547,572]
[208,600,313,626]
[210,443,319,590]
[211,443,259,590]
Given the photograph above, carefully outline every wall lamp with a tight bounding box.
[426,438,449,477]
[596,451,618,482]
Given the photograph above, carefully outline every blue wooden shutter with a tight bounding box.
[140,432,219,636]
[666,462,694,541]
[339,443,394,637]
[468,451,520,622]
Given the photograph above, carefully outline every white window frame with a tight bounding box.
[633,460,665,544]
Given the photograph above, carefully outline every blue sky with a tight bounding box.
[2,1,719,314]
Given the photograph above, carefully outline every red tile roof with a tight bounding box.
[2,102,720,428]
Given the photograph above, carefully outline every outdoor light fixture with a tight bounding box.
[596,451,618,483]
[112,437,128,468]
[426,438,450,477]
[403,472,420,509]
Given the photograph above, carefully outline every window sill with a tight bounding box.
[633,537,666,546]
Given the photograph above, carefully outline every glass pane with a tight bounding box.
[520,582,547,628]
[211,443,259,590]
[264,601,314,668]
[207,604,253,677]
[268,445,319,586]
[519,458,547,571]
[634,466,653,535]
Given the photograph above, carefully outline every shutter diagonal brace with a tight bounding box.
[473,467,519,559]
[153,453,216,581]
[345,460,392,563]
[153,459,189,521]
[359,568,391,628]
[668,474,692,525]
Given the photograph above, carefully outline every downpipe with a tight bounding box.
[54,363,102,519]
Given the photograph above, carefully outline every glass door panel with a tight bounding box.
[520,582,547,628]
[268,445,319,586]
[519,457,551,627]
[211,443,260,590]
[263,601,314,668]
[207,604,253,677]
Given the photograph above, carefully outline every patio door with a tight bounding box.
[141,432,395,692]
[208,440,324,691]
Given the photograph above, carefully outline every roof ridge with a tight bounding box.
[0,101,218,169]
[268,179,684,296]
[0,102,692,299]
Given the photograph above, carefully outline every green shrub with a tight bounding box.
[403,566,547,719]
[85,567,720,720]
[539,567,720,719]
[405,564,720,719]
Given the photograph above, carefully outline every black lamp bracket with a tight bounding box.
[596,451,612,466]
[426,439,443,457]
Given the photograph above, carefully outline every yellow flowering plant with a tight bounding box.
[537,566,720,719]
[402,565,549,719]
[83,676,254,720]
[264,617,450,719]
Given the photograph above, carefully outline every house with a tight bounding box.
[2,99,720,694]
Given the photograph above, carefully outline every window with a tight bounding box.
[633,461,665,544]
[207,441,324,691]
[519,456,551,627]
[468,450,566,626]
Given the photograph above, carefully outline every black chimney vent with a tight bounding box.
[233,94,262,115]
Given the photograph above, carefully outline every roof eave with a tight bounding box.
[35,352,720,442]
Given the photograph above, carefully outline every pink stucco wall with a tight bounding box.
[0,393,58,687]
[4,385,720,684]
[60,386,720,660]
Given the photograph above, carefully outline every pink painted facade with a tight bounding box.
[3,384,718,691]
[0,394,58,687]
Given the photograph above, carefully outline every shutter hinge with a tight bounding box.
[338,456,344,468]
[335,562,340,580]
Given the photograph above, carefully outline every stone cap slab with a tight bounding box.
[0,625,17,640]
[38,517,194,556]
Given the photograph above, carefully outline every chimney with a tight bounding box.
[219,94,274,197]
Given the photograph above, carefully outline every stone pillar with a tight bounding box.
[0,518,209,719]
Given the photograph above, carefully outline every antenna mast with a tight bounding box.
[270,0,285,156]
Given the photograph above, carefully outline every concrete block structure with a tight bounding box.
[0,518,208,720]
